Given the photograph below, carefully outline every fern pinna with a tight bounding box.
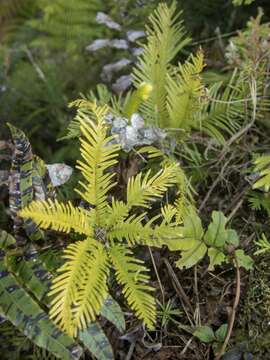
[20,101,181,337]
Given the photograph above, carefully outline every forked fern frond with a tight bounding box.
[166,51,205,129]
[132,1,191,125]
[127,164,178,208]
[49,238,98,337]
[19,199,94,236]
[109,245,156,329]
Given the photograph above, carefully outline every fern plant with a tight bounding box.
[131,1,252,145]
[20,100,184,337]
[0,124,126,360]
[28,0,103,52]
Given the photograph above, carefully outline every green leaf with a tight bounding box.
[208,247,227,271]
[100,296,126,333]
[204,211,227,247]
[79,322,114,360]
[0,230,16,249]
[174,207,207,269]
[234,249,253,270]
[215,324,228,343]
[225,229,239,247]
[0,258,82,360]
[167,207,203,251]
[7,253,51,305]
[193,325,216,343]
[175,242,207,269]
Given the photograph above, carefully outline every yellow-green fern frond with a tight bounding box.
[106,198,129,229]
[76,103,120,224]
[127,164,178,208]
[166,51,205,129]
[132,1,190,125]
[49,238,98,336]
[107,213,147,245]
[110,245,156,329]
[72,243,109,334]
[253,154,270,191]
[19,199,94,236]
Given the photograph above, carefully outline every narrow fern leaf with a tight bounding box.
[49,238,98,336]
[101,296,126,333]
[0,230,16,249]
[7,252,52,305]
[72,244,109,335]
[19,199,94,236]
[0,258,82,360]
[7,123,43,241]
[79,323,114,360]
[110,245,156,330]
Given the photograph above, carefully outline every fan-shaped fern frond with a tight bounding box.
[132,1,190,125]
[166,51,205,129]
[49,238,99,337]
[109,245,156,329]
[76,102,120,224]
[19,199,94,236]
[127,164,178,208]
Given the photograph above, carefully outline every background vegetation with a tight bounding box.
[1,0,270,359]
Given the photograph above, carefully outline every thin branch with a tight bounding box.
[215,255,241,360]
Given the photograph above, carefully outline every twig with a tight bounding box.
[164,258,194,317]
[148,247,165,305]
[215,255,241,360]
[125,342,136,360]
[193,266,201,326]
[199,156,232,212]
[23,46,47,83]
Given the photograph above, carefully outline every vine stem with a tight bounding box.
[215,255,241,360]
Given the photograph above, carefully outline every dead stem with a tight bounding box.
[164,258,195,325]
[215,255,241,360]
